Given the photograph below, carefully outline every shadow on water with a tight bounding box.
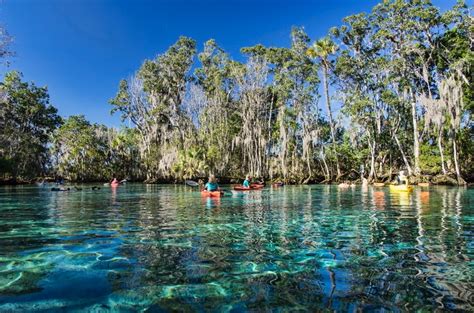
[0,184,472,311]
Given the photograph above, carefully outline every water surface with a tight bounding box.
[0,184,472,311]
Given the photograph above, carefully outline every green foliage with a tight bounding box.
[419,143,441,174]
[435,18,474,113]
[306,37,338,67]
[109,127,142,179]
[52,116,142,181]
[458,126,474,178]
[106,1,472,183]
[172,148,208,180]
[3,0,470,184]
[329,0,472,183]
[0,71,61,180]
[52,115,107,181]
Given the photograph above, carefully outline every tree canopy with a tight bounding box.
[1,0,472,185]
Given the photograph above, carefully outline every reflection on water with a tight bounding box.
[0,184,472,311]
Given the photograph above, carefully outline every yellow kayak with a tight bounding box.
[389,185,414,192]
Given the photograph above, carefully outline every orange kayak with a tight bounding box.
[201,190,222,197]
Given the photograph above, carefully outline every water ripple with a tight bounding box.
[0,184,472,311]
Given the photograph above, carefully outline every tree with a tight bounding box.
[111,36,196,181]
[108,127,142,180]
[192,39,239,175]
[307,37,340,178]
[52,115,109,181]
[329,0,472,185]
[0,71,61,181]
[103,1,474,185]
[231,56,270,178]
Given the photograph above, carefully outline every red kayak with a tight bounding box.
[201,190,222,197]
[233,185,264,191]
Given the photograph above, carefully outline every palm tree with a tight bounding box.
[173,148,209,180]
[307,37,340,179]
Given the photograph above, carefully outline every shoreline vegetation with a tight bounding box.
[0,173,469,186]
[1,1,473,186]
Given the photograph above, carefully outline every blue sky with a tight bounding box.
[0,0,457,126]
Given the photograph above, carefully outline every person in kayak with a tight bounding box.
[55,176,64,185]
[203,175,219,191]
[243,175,251,188]
[396,170,408,185]
[111,178,119,185]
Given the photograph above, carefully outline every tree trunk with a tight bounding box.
[452,131,464,185]
[322,64,340,178]
[266,90,275,176]
[393,133,413,176]
[321,151,330,181]
[368,137,376,181]
[438,127,446,175]
[411,94,420,175]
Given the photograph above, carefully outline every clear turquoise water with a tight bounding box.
[0,184,472,311]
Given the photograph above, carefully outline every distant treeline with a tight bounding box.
[0,0,472,184]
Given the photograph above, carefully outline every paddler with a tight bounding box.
[396,170,408,185]
[203,174,219,191]
[243,175,251,188]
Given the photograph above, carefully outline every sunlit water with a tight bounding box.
[0,184,472,311]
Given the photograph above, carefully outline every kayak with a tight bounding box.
[201,190,222,197]
[272,182,284,187]
[389,185,414,192]
[250,183,265,188]
[234,185,264,191]
[186,180,199,187]
[51,187,71,192]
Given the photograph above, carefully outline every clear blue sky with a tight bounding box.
[0,0,456,126]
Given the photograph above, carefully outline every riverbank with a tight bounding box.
[1,173,472,186]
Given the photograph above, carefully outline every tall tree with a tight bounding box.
[192,39,238,175]
[52,115,108,181]
[0,71,61,180]
[307,37,340,178]
[111,37,196,181]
